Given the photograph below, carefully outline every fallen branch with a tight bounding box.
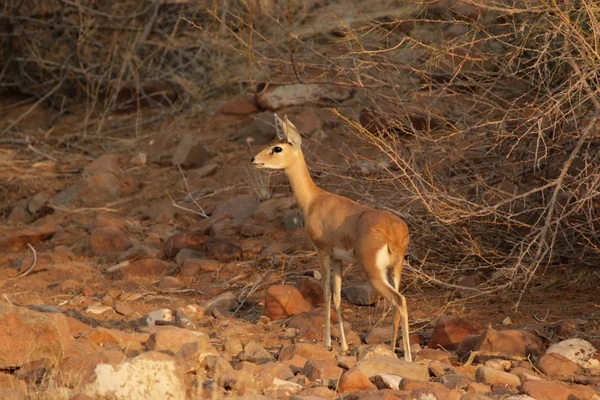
[16,244,38,278]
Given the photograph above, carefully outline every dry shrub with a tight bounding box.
[196,0,600,303]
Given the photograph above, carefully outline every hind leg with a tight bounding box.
[369,276,412,362]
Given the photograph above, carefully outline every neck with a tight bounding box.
[285,152,320,215]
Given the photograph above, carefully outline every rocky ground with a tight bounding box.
[0,89,599,400]
[1,1,600,398]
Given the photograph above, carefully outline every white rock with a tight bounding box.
[272,378,302,393]
[505,396,537,400]
[86,303,113,315]
[146,308,174,326]
[546,338,600,369]
[374,374,403,390]
[82,352,185,400]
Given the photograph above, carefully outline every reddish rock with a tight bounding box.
[90,226,132,253]
[538,353,584,377]
[429,315,485,351]
[475,366,520,388]
[59,350,124,389]
[411,387,462,400]
[522,379,596,400]
[162,232,209,258]
[146,327,210,355]
[293,109,323,135]
[95,213,126,232]
[338,367,375,393]
[114,303,135,316]
[0,302,73,369]
[264,285,312,320]
[219,97,259,115]
[295,278,325,306]
[0,224,62,251]
[473,328,544,359]
[180,259,221,277]
[414,348,457,364]
[112,258,168,280]
[158,276,183,290]
[65,316,93,336]
[303,359,343,388]
[78,172,120,206]
[278,343,337,366]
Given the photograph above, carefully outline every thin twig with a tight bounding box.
[17,244,38,278]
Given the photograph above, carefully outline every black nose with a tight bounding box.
[251,157,255,163]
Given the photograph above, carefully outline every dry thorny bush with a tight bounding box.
[2,0,599,306]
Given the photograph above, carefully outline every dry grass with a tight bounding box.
[193,0,600,306]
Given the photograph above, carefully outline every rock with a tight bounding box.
[114,303,135,316]
[521,379,596,400]
[283,208,304,231]
[253,196,296,222]
[411,387,463,400]
[278,343,337,366]
[356,356,429,380]
[510,366,540,383]
[158,276,183,290]
[8,199,32,224]
[0,224,62,251]
[199,355,233,378]
[28,189,54,214]
[261,242,290,256]
[174,340,219,365]
[336,354,357,369]
[475,366,520,387]
[365,326,395,345]
[216,369,257,394]
[538,353,583,378]
[457,334,481,357]
[146,309,174,326]
[484,358,512,371]
[303,359,343,388]
[189,163,218,180]
[146,327,209,355]
[65,316,93,336]
[209,217,240,237]
[0,302,73,369]
[212,194,261,223]
[82,351,185,400]
[264,284,312,320]
[295,279,324,307]
[163,232,208,258]
[342,282,380,306]
[200,292,239,315]
[429,360,452,377]
[414,348,457,364]
[256,83,353,111]
[128,152,147,167]
[205,237,242,260]
[224,337,244,356]
[118,245,162,262]
[112,258,168,279]
[60,350,124,388]
[238,341,275,364]
[95,213,127,232]
[78,172,120,206]
[293,109,323,135]
[354,344,396,361]
[374,373,403,390]
[90,226,132,253]
[172,135,211,169]
[85,154,121,176]
[465,382,492,394]
[180,258,221,277]
[545,338,600,369]
[429,315,484,351]
[220,97,259,115]
[337,367,375,393]
[473,328,545,359]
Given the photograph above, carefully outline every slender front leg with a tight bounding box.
[391,263,401,355]
[332,259,348,354]
[319,252,332,350]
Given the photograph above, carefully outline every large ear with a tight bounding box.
[283,115,302,148]
[274,114,287,141]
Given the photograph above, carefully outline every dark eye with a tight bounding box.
[272,146,283,153]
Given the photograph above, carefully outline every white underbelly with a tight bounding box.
[333,248,358,263]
